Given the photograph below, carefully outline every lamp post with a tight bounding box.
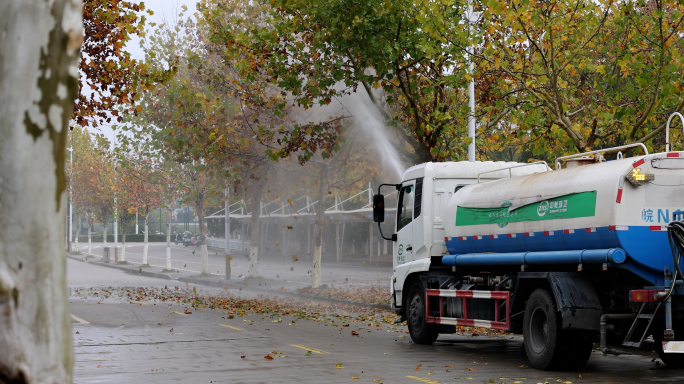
[67,147,73,252]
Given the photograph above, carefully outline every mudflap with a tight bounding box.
[549,273,602,331]
[516,272,602,332]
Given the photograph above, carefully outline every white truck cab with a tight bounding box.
[375,161,551,313]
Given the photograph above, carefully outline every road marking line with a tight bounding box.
[171,311,189,316]
[71,314,90,324]
[290,344,330,354]
[219,324,243,331]
[406,376,446,384]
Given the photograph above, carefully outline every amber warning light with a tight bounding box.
[626,168,654,186]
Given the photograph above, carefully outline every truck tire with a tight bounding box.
[407,283,439,345]
[558,331,593,370]
[523,289,564,370]
[654,324,684,367]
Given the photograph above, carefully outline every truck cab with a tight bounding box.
[380,161,551,314]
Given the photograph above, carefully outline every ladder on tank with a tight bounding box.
[622,302,662,348]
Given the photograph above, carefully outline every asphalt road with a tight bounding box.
[68,259,684,384]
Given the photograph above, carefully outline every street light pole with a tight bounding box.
[467,0,477,162]
[67,147,73,252]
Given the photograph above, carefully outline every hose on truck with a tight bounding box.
[665,220,684,300]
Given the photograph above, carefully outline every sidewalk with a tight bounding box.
[67,245,393,310]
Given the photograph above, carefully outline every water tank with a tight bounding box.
[443,152,684,284]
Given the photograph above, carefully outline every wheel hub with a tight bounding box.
[409,296,422,328]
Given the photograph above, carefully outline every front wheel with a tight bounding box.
[406,283,439,345]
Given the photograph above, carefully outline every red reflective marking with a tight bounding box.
[667,152,679,158]
[650,226,664,231]
[609,226,616,231]
[616,188,623,203]
[633,159,645,167]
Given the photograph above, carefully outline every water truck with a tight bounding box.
[373,120,684,370]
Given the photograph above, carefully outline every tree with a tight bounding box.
[0,1,80,382]
[70,124,101,255]
[432,0,684,158]
[200,0,488,162]
[74,0,166,128]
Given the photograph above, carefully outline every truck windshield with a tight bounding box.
[397,185,414,231]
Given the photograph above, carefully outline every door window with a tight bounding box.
[397,184,414,232]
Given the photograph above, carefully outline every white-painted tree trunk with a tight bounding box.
[142,212,150,266]
[165,207,172,270]
[311,164,329,289]
[102,221,108,248]
[247,176,266,278]
[88,224,93,256]
[120,235,126,263]
[0,0,81,381]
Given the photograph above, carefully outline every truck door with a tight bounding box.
[394,178,426,306]
[395,180,416,267]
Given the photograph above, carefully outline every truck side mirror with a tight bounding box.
[373,194,385,222]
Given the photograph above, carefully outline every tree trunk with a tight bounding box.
[74,211,80,249]
[197,196,210,275]
[165,207,172,270]
[120,231,126,263]
[0,0,80,381]
[142,210,150,265]
[248,175,267,278]
[102,220,108,248]
[312,164,329,288]
[88,223,93,256]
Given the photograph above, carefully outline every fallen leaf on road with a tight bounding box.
[351,377,359,379]
[336,364,344,369]
[75,331,80,334]
[227,315,234,319]
[240,355,245,358]
[169,328,173,332]
[264,355,274,361]
[414,364,421,371]
[466,367,477,371]
[351,331,359,336]
[290,267,294,271]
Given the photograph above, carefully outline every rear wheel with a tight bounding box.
[524,289,561,369]
[407,283,439,345]
[654,324,684,367]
